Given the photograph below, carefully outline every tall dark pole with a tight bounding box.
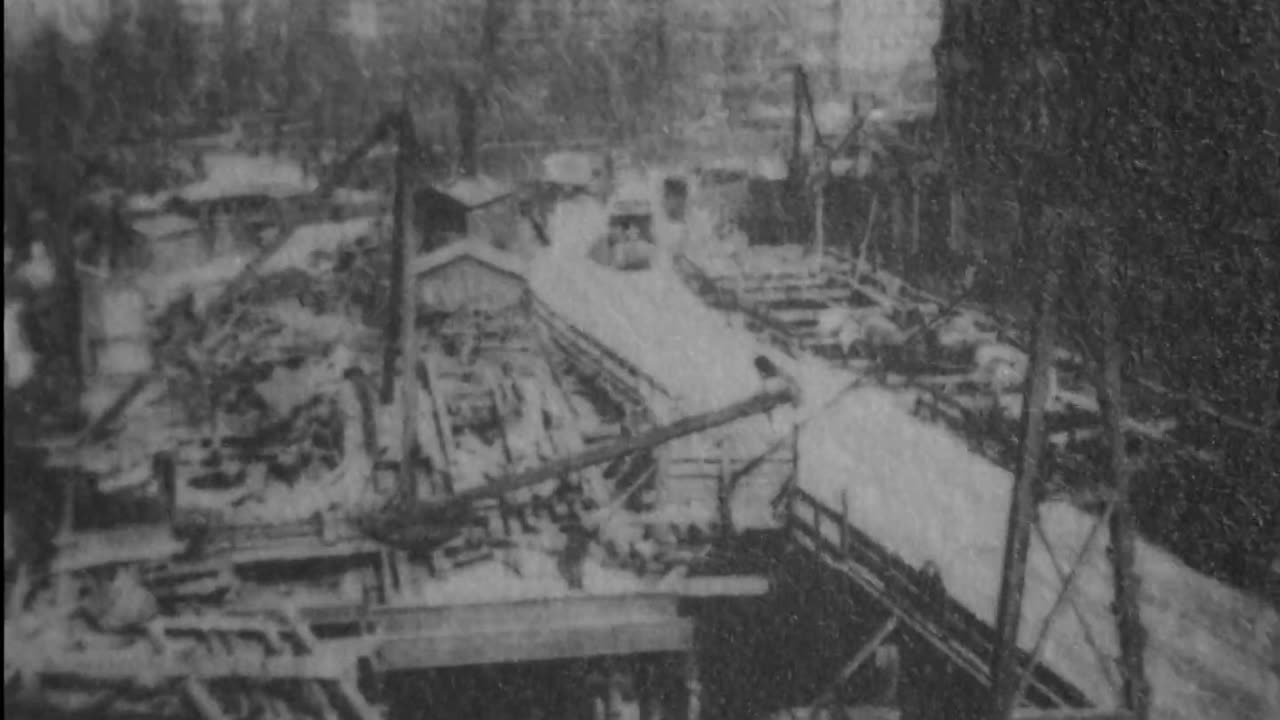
[989,212,1063,719]
[380,99,411,404]
[1096,235,1151,719]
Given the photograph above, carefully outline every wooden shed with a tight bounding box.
[412,240,529,317]
[414,176,517,253]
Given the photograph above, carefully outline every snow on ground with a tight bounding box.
[137,251,250,315]
[405,550,649,607]
[135,217,375,314]
[529,213,1279,719]
[799,387,1279,720]
[259,217,375,275]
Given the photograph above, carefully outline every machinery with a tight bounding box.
[588,195,656,271]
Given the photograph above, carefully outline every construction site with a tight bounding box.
[5,1,1279,720]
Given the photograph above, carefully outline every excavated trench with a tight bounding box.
[372,531,1001,720]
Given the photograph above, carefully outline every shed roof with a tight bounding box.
[411,238,528,281]
[131,214,200,241]
[428,175,514,210]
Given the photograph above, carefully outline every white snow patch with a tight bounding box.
[259,217,375,275]
[176,152,316,203]
[16,242,56,290]
[4,301,35,389]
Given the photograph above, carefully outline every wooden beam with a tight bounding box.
[1009,710,1132,720]
[812,615,899,709]
[18,649,349,682]
[305,593,685,635]
[672,575,770,598]
[1094,240,1151,719]
[183,677,229,720]
[374,618,694,670]
[383,385,795,531]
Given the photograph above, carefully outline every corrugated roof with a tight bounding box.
[411,239,528,280]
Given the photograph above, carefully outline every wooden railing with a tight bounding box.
[530,293,677,415]
[671,253,806,357]
[782,485,1090,710]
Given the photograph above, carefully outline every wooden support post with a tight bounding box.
[684,651,701,720]
[381,106,411,404]
[856,194,879,280]
[397,178,420,503]
[791,65,804,178]
[717,449,732,540]
[948,184,966,256]
[839,489,850,553]
[814,178,826,267]
[910,178,922,260]
[184,677,228,720]
[812,615,899,710]
[335,676,384,720]
[990,211,1064,720]
[890,182,907,274]
[417,360,455,496]
[1095,239,1150,720]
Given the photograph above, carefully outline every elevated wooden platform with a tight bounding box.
[308,593,712,671]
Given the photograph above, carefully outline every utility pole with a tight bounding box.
[989,210,1063,720]
[396,145,420,504]
[380,98,411,404]
[1096,234,1151,719]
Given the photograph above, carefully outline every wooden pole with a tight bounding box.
[684,651,701,720]
[814,177,826,268]
[911,177,922,260]
[396,134,420,503]
[791,65,804,178]
[1095,237,1151,720]
[855,194,879,281]
[990,211,1064,720]
[810,615,899,712]
[839,488,850,553]
[384,386,796,531]
[890,180,908,274]
[381,104,411,404]
[717,448,732,540]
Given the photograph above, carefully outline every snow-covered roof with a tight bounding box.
[542,151,605,186]
[131,214,200,242]
[174,152,317,204]
[412,239,529,281]
[430,175,513,209]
